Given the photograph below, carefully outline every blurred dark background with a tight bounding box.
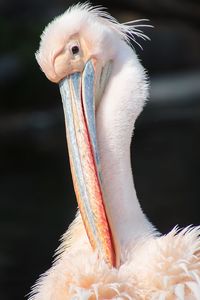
[1,0,200,299]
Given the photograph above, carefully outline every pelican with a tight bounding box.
[29,3,200,299]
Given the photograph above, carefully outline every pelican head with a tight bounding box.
[36,5,119,83]
[36,3,150,267]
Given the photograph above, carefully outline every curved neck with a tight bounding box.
[96,41,154,262]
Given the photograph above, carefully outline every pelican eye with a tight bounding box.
[71,45,79,55]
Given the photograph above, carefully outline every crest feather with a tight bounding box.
[67,2,152,49]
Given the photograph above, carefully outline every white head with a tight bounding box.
[36,3,149,82]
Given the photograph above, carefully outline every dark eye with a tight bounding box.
[71,45,79,55]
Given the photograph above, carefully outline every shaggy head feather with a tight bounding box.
[36,2,150,82]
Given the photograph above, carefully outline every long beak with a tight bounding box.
[59,60,115,266]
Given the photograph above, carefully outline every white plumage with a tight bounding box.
[30,4,200,299]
